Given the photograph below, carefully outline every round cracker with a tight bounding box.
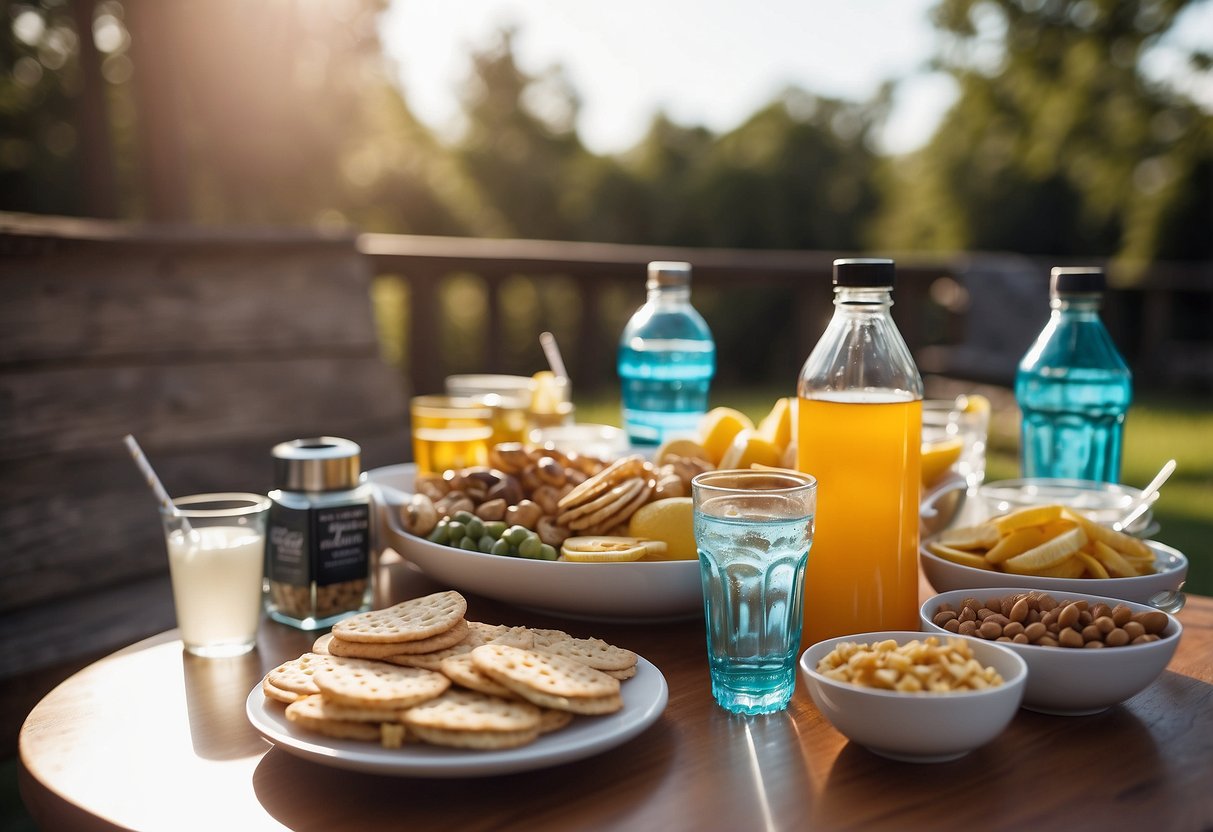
[471,644,621,700]
[559,476,644,526]
[439,654,516,698]
[534,636,637,671]
[313,656,451,709]
[332,591,467,644]
[556,455,646,509]
[409,724,538,750]
[575,478,654,534]
[330,619,470,659]
[266,652,333,696]
[403,688,540,733]
[285,695,385,742]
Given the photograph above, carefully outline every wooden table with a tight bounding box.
[20,554,1213,831]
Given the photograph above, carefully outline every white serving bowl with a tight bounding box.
[799,632,1026,764]
[977,478,1158,536]
[920,588,1183,716]
[920,538,1187,609]
[368,464,702,622]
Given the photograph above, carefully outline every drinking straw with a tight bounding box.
[122,434,192,533]
[540,331,569,381]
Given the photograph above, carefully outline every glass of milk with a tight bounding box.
[160,493,272,658]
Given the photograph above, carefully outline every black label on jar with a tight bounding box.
[267,504,310,586]
[312,503,371,586]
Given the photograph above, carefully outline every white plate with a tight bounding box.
[246,656,668,777]
[369,464,703,622]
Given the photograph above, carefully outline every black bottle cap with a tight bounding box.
[833,258,895,287]
[1050,267,1105,296]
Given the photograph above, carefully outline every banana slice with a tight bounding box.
[559,536,665,563]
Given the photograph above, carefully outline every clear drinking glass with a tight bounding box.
[692,469,817,715]
[160,493,271,658]
[410,394,494,474]
[922,398,989,492]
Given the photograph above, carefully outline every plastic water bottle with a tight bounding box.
[1016,266,1132,483]
[618,261,716,446]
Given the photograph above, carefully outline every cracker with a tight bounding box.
[537,708,574,733]
[262,676,303,705]
[557,455,646,509]
[403,688,541,733]
[503,686,624,715]
[330,619,469,659]
[286,690,405,723]
[311,633,334,655]
[313,656,451,709]
[601,665,638,681]
[285,695,385,742]
[381,723,408,749]
[534,636,637,671]
[471,644,621,700]
[332,591,467,644]
[578,478,654,535]
[409,724,539,750]
[439,654,516,698]
[559,476,644,527]
[385,621,533,671]
[266,653,333,697]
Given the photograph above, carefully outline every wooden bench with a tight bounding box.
[0,213,409,685]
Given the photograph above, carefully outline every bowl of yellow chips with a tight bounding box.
[920,504,1187,606]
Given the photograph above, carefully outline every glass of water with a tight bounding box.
[691,469,817,715]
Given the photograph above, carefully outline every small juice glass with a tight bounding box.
[410,395,494,474]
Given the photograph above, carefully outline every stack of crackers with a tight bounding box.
[261,590,639,750]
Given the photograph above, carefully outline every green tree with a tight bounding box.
[875,0,1213,265]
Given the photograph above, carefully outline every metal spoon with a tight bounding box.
[1149,585,1186,614]
[1112,458,1177,533]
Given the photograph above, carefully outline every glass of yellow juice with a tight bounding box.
[409,395,494,475]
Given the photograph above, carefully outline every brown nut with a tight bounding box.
[475,498,507,521]
[400,493,439,538]
[488,443,530,474]
[535,457,567,487]
[505,499,542,529]
[486,473,524,507]
[414,473,450,501]
[530,485,564,517]
[536,516,572,547]
[1057,603,1081,630]
[1134,610,1168,635]
[434,492,474,519]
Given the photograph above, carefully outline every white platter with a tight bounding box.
[246,656,668,777]
[369,464,704,622]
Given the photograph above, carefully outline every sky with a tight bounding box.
[380,0,1213,157]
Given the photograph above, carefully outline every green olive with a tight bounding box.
[427,520,449,543]
[538,543,558,561]
[483,520,507,540]
[458,536,480,552]
[452,510,476,525]
[490,538,512,557]
[465,517,485,540]
[518,535,543,559]
[446,522,466,543]
[504,525,530,546]
[478,534,496,553]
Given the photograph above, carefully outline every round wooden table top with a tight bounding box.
[19,554,1213,832]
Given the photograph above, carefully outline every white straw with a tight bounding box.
[123,434,191,532]
[540,331,569,381]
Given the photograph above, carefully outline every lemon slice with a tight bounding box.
[627,498,697,561]
[560,536,653,562]
[698,407,754,465]
[719,429,782,470]
[655,437,712,465]
[920,437,963,487]
[756,397,796,451]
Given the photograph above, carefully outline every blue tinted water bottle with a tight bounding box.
[618,261,716,446]
[1015,266,1132,482]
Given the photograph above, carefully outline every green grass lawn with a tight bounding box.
[576,386,1212,597]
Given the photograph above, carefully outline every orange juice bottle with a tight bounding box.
[796,259,923,647]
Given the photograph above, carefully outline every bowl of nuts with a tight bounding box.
[368,453,705,622]
[799,632,1027,763]
[920,588,1183,715]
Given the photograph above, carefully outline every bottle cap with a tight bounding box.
[272,436,363,492]
[1050,267,1105,296]
[833,258,895,287]
[647,261,692,289]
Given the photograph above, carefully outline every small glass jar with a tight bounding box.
[264,437,373,630]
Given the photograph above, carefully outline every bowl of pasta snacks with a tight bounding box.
[920,504,1187,605]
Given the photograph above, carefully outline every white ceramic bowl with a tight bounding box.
[920,589,1183,716]
[799,632,1026,763]
[920,538,1187,609]
[368,464,702,622]
[977,478,1158,536]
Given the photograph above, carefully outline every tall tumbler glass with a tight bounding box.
[692,469,817,715]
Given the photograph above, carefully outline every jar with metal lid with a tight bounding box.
[265,437,373,630]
